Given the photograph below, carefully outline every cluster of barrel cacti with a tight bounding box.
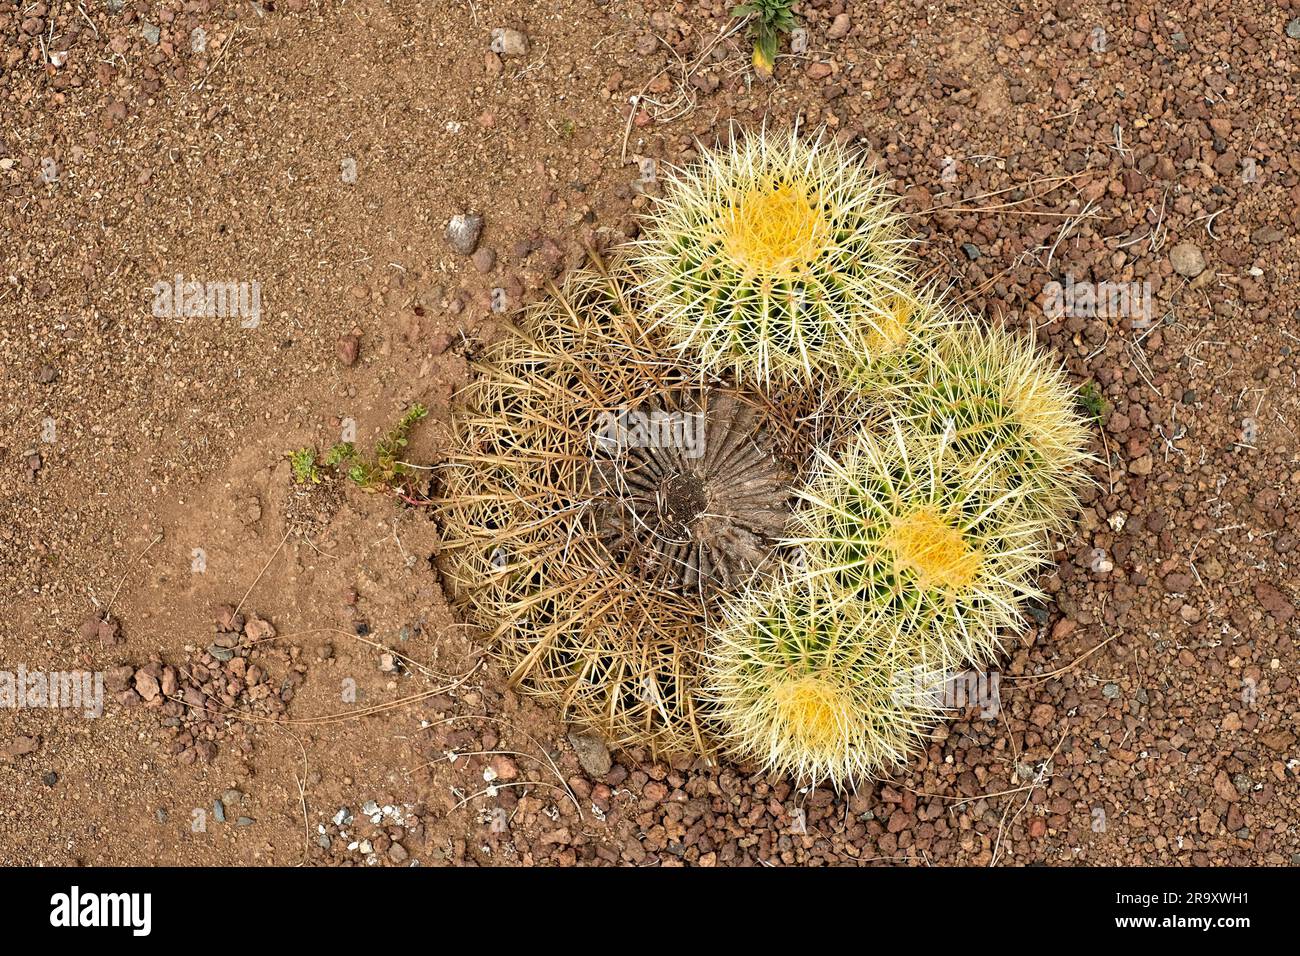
[436,128,1091,787]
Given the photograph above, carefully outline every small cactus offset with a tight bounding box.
[867,322,1093,530]
[840,280,955,385]
[790,423,1054,671]
[634,128,914,385]
[705,574,944,786]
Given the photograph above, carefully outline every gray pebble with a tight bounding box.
[213,799,226,823]
[1102,682,1120,699]
[490,28,528,56]
[567,730,612,778]
[141,22,160,45]
[1169,241,1205,278]
[1287,18,1300,40]
[446,213,484,255]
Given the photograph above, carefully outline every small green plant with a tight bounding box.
[288,404,430,499]
[734,0,796,76]
[1077,381,1106,422]
[327,403,430,493]
[289,447,321,485]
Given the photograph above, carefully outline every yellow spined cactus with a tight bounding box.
[868,321,1093,529]
[790,423,1053,670]
[705,574,944,786]
[634,128,914,385]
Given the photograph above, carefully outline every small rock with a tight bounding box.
[1287,18,1300,40]
[215,605,244,631]
[568,730,612,778]
[214,799,226,823]
[490,28,528,57]
[140,22,160,45]
[446,213,484,255]
[471,246,497,273]
[487,754,519,782]
[429,331,456,355]
[1254,582,1295,623]
[98,616,122,647]
[337,334,360,366]
[826,13,852,39]
[1101,682,1120,699]
[245,615,275,642]
[388,842,409,864]
[1,736,41,759]
[134,669,160,702]
[961,242,981,260]
[1262,730,1295,752]
[1212,771,1239,802]
[1169,241,1206,278]
[1051,618,1078,640]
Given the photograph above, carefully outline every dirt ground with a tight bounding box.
[2,0,1299,866]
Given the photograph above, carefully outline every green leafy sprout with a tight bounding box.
[289,447,321,485]
[734,0,797,75]
[289,403,431,498]
[1077,381,1106,423]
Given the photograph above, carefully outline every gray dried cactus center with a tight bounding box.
[592,389,794,597]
